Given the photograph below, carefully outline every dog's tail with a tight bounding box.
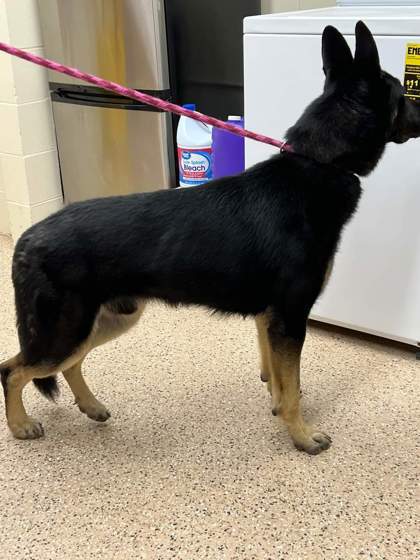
[33,377,59,401]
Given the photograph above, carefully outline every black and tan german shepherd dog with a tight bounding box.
[1,22,419,454]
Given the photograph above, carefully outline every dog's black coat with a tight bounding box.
[14,154,359,365]
[7,22,420,398]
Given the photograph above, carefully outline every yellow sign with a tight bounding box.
[404,43,420,99]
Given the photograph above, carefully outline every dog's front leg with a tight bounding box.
[267,311,331,455]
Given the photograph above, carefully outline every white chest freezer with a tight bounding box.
[244,6,420,347]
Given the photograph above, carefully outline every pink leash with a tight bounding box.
[0,41,292,152]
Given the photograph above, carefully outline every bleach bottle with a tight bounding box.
[177,103,213,187]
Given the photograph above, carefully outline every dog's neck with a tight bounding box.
[285,94,386,177]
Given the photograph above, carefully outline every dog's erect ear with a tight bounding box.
[354,21,380,77]
[322,25,353,78]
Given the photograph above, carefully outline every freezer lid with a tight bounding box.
[38,0,169,89]
[244,6,420,36]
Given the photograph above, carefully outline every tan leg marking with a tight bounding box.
[6,364,50,439]
[0,353,21,371]
[62,299,146,422]
[269,337,331,455]
[63,360,110,422]
[90,299,146,348]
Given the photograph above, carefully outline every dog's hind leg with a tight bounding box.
[63,359,110,422]
[62,298,145,423]
[267,307,331,455]
[2,360,53,439]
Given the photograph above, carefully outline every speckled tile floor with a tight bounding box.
[0,234,418,559]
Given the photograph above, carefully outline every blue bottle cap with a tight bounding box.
[183,103,196,111]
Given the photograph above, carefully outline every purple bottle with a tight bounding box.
[212,115,245,179]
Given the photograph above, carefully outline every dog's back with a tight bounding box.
[14,152,360,318]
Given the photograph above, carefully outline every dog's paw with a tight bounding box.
[10,417,44,440]
[77,400,111,423]
[293,430,332,455]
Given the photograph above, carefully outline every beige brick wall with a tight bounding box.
[0,0,63,241]
[262,0,335,14]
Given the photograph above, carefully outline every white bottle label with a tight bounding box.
[178,147,213,187]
